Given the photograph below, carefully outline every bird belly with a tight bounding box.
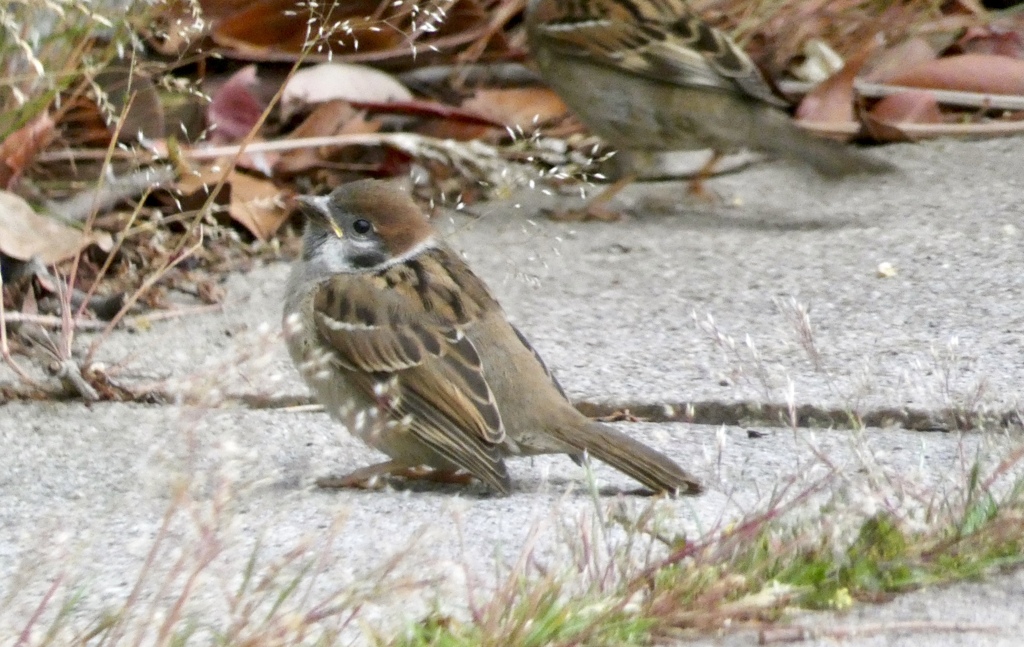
[283,297,457,470]
[533,51,779,156]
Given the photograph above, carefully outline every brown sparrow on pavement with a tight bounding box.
[283,179,702,495]
[525,0,893,208]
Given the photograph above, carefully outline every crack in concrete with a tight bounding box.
[228,394,1020,433]
[2,382,1018,433]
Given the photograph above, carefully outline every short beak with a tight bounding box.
[296,194,330,218]
[295,194,343,238]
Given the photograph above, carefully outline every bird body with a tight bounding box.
[526,0,893,177]
[284,179,702,495]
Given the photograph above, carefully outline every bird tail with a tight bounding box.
[558,420,703,495]
[753,108,895,178]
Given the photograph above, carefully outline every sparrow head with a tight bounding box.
[297,179,435,273]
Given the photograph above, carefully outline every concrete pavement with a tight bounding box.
[1,137,1023,644]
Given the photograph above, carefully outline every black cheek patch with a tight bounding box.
[350,249,389,269]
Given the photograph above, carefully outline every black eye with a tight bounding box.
[352,219,372,235]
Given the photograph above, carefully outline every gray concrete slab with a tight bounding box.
[1,401,1020,642]
[2,137,1024,643]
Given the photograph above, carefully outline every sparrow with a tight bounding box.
[283,179,702,495]
[525,0,893,203]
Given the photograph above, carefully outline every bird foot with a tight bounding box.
[545,173,636,222]
[685,179,721,203]
[596,408,648,422]
[545,203,623,222]
[316,462,475,490]
[686,150,724,203]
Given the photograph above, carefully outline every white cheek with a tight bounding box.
[319,236,357,273]
[316,236,385,273]
[349,238,380,256]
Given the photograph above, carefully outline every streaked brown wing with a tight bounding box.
[336,364,511,493]
[311,254,505,446]
[529,0,786,107]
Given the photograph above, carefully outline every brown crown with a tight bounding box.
[328,179,434,257]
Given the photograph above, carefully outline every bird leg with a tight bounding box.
[400,466,477,486]
[316,461,475,489]
[548,174,636,222]
[686,150,724,201]
[316,461,401,489]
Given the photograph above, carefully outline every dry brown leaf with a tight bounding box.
[213,0,398,58]
[199,0,256,20]
[697,0,974,81]
[57,95,117,149]
[175,164,286,240]
[280,63,412,120]
[863,38,938,83]
[211,0,496,65]
[416,89,567,142]
[227,172,287,241]
[944,0,987,18]
[870,91,944,124]
[0,113,55,189]
[176,162,230,198]
[273,101,382,176]
[290,100,362,137]
[0,191,112,264]
[864,91,944,142]
[796,47,873,140]
[888,54,1024,95]
[955,25,1024,58]
[461,87,568,131]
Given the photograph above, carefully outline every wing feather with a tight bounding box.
[311,247,508,479]
[529,0,788,107]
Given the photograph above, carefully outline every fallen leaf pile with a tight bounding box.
[696,0,1024,141]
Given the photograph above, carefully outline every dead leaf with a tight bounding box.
[864,91,944,142]
[199,0,256,20]
[944,0,987,18]
[175,164,286,240]
[796,46,874,139]
[870,91,944,124]
[288,100,362,138]
[461,88,569,131]
[207,65,268,142]
[355,99,503,127]
[863,38,937,83]
[955,25,1024,58]
[175,162,231,199]
[273,100,382,175]
[227,172,287,241]
[57,95,117,149]
[0,113,55,189]
[888,54,1024,95]
[0,191,112,264]
[280,63,412,120]
[417,88,568,141]
[211,0,496,65]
